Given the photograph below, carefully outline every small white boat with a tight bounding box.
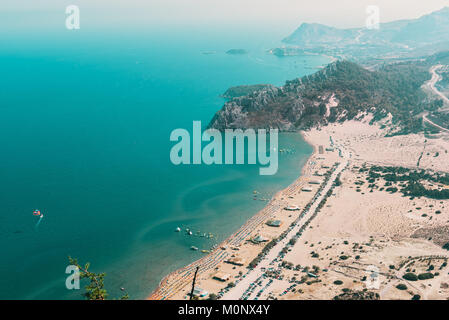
[190,246,199,251]
[175,227,181,232]
[188,231,193,235]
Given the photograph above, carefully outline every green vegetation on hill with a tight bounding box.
[427,50,449,65]
[428,110,449,129]
[222,84,273,99]
[209,60,432,133]
[294,61,430,132]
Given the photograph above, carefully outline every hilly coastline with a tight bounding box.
[209,60,434,135]
[271,7,449,62]
[151,7,449,302]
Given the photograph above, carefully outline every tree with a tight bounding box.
[402,272,418,281]
[68,256,129,300]
[417,273,434,280]
[396,284,407,290]
[335,177,342,186]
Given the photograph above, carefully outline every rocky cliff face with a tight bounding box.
[210,85,305,131]
[208,61,362,131]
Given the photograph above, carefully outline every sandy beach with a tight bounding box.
[148,130,329,300]
[149,113,449,300]
[148,118,345,300]
[277,118,449,300]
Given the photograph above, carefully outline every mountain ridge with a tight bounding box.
[208,60,431,134]
[278,7,449,61]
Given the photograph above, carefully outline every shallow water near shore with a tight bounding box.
[0,24,328,299]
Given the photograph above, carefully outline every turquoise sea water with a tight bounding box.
[0,25,329,299]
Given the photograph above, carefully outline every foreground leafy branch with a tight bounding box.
[68,256,129,300]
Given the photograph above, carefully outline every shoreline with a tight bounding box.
[147,130,318,300]
[148,117,449,300]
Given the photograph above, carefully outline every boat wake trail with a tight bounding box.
[35,215,44,230]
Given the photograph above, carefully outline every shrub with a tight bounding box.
[403,273,418,281]
[334,280,343,285]
[396,284,407,290]
[417,273,434,280]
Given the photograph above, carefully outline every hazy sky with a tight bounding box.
[2,0,448,31]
